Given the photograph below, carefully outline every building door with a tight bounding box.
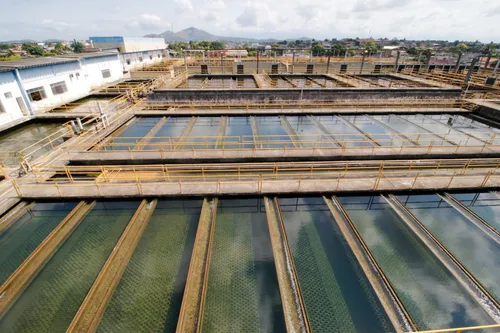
[16,97,29,116]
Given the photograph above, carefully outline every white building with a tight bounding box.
[90,36,167,71]
[0,52,123,125]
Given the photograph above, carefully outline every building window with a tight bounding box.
[4,92,12,99]
[76,72,80,79]
[149,55,153,60]
[26,86,47,102]
[0,100,5,113]
[126,59,131,65]
[139,57,143,62]
[50,81,68,95]
[69,74,74,82]
[157,54,161,58]
[101,69,111,78]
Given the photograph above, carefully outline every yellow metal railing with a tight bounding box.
[412,323,500,333]
[9,159,500,198]
[142,98,472,110]
[68,129,500,151]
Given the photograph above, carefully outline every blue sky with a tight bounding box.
[1,0,499,41]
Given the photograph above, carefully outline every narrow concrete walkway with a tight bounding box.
[67,199,157,333]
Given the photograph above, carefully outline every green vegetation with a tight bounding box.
[70,39,84,53]
[169,40,226,53]
[22,43,46,56]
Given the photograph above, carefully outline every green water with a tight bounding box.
[279,197,394,333]
[0,122,66,166]
[97,199,201,333]
[0,201,77,285]
[400,194,500,302]
[200,198,285,333]
[0,201,139,333]
[340,196,494,330]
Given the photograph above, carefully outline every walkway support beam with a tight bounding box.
[67,199,157,333]
[264,197,311,333]
[176,198,218,333]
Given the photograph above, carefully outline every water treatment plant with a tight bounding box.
[0,41,500,333]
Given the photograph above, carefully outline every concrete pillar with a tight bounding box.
[493,58,500,76]
[360,51,367,74]
[13,69,34,115]
[256,51,260,74]
[394,50,400,71]
[291,51,295,74]
[455,52,462,73]
[465,57,479,84]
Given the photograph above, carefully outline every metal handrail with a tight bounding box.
[411,323,500,333]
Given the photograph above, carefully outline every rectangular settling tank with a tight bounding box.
[200,198,286,332]
[339,195,495,330]
[0,201,139,333]
[97,199,201,333]
[0,202,78,285]
[279,197,394,333]
[399,194,500,302]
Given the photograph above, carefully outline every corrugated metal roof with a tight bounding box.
[0,52,119,71]
[0,56,76,70]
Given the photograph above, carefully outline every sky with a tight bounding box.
[0,0,499,42]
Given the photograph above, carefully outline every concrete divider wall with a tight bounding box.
[148,88,461,103]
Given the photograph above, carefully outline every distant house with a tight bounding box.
[382,46,402,57]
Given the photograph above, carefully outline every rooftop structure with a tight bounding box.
[0,51,499,333]
[89,36,167,53]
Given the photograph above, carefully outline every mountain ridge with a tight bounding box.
[147,27,312,43]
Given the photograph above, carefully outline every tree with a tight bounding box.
[363,40,378,53]
[22,43,46,56]
[311,41,325,55]
[0,43,13,50]
[390,38,399,46]
[454,43,468,53]
[482,43,498,68]
[210,41,225,50]
[331,43,348,56]
[70,39,84,53]
[54,42,70,54]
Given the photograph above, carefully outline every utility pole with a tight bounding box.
[326,54,331,74]
[291,51,295,74]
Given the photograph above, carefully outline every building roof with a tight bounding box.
[0,52,119,71]
[0,56,76,70]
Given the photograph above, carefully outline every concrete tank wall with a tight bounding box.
[148,88,461,103]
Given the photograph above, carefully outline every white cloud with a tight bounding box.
[0,0,499,42]
[126,13,170,31]
[174,0,194,11]
[41,18,76,32]
[236,7,258,27]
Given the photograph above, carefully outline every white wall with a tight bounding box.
[17,55,123,112]
[121,50,164,72]
[0,72,26,126]
[82,55,123,88]
[20,61,88,112]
